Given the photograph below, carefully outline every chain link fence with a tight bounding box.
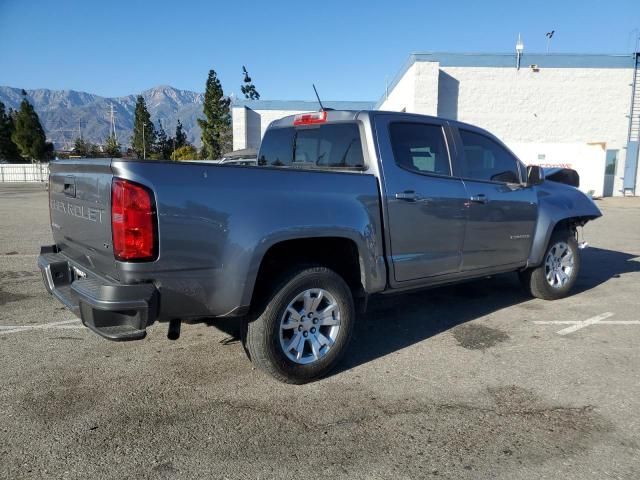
[0,164,50,183]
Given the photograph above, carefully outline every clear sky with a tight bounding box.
[1,0,638,101]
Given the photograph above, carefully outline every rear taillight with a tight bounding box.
[293,111,327,126]
[111,178,157,261]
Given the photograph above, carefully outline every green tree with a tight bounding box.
[241,66,260,100]
[88,143,101,157]
[72,137,88,157]
[104,135,121,157]
[170,145,198,161]
[11,90,50,162]
[198,69,231,159]
[0,101,21,162]
[155,120,172,159]
[131,95,156,159]
[175,119,187,149]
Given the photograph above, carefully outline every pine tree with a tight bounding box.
[131,95,156,159]
[175,119,187,149]
[104,135,121,157]
[0,101,21,162]
[198,69,231,159]
[72,137,88,157]
[241,66,260,100]
[11,91,49,162]
[88,143,101,157]
[155,120,172,159]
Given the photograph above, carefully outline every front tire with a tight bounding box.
[520,230,581,300]
[242,266,355,384]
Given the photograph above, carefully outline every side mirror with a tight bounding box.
[527,165,545,186]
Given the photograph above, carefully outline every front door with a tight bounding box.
[374,115,468,283]
[454,128,538,271]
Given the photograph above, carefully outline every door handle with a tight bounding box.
[395,191,421,202]
[469,194,488,204]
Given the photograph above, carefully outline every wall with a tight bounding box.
[232,108,311,150]
[380,59,634,195]
[509,143,606,197]
[231,107,247,151]
[438,65,634,195]
[413,62,440,115]
[378,63,417,112]
[0,164,49,182]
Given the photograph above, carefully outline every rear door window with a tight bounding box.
[459,129,521,183]
[258,123,365,169]
[389,122,451,176]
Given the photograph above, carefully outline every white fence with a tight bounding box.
[0,164,50,183]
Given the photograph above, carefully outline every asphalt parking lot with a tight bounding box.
[1,183,639,479]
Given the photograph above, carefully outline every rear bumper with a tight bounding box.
[37,245,158,341]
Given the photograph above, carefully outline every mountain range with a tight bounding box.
[0,85,208,150]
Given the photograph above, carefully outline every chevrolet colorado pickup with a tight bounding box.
[38,110,601,383]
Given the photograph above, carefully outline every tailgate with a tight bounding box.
[48,159,119,281]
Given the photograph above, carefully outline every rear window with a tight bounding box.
[257,123,365,169]
[389,122,451,176]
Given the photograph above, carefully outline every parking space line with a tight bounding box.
[533,312,640,335]
[554,312,615,335]
[0,319,82,335]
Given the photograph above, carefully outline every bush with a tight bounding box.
[170,145,199,161]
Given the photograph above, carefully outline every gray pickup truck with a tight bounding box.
[38,110,601,383]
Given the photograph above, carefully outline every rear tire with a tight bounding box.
[520,230,581,300]
[242,266,355,384]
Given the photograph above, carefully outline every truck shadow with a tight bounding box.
[332,246,639,376]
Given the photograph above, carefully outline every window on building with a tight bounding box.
[389,122,451,176]
[605,150,618,175]
[459,129,520,183]
[257,123,365,169]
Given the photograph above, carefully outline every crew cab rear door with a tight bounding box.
[48,159,118,280]
[373,114,467,284]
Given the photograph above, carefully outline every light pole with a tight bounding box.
[142,122,146,160]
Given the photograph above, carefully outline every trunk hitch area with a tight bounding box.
[38,245,158,341]
[167,319,181,340]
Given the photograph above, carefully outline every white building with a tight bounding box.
[232,52,640,197]
[232,100,374,151]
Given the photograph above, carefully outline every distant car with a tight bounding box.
[38,110,601,383]
[217,147,257,166]
[218,157,257,166]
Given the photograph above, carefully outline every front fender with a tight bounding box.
[528,181,602,266]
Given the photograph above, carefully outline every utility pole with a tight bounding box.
[142,122,146,160]
[108,103,117,140]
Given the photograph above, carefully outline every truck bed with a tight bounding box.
[46,159,386,321]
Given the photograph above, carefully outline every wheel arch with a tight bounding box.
[242,233,385,311]
[528,214,597,266]
[527,182,602,267]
